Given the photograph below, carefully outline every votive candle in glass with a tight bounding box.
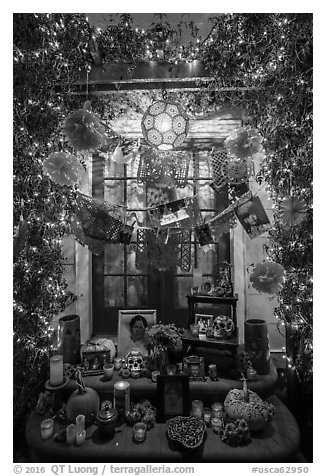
[103,363,114,380]
[190,324,200,338]
[211,402,224,419]
[40,418,54,440]
[49,354,63,386]
[203,407,212,425]
[114,358,122,371]
[192,399,203,417]
[76,414,85,433]
[211,417,224,435]
[133,422,147,442]
[66,423,76,445]
[75,429,86,446]
[166,364,176,375]
[151,370,160,383]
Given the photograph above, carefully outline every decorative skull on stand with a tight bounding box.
[212,315,235,339]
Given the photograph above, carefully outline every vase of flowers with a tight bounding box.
[147,323,182,374]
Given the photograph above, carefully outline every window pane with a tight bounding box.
[104,179,124,206]
[127,275,148,307]
[197,181,216,209]
[104,275,125,307]
[174,276,193,308]
[104,244,124,274]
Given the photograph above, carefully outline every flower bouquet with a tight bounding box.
[147,323,183,372]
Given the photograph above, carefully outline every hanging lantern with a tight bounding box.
[141,100,189,150]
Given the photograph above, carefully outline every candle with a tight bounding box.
[114,381,130,420]
[49,354,63,386]
[190,324,200,337]
[76,414,85,433]
[166,364,176,375]
[40,418,54,440]
[211,402,224,419]
[191,399,203,417]
[66,423,76,445]
[103,363,114,380]
[114,358,122,371]
[76,429,86,446]
[151,370,160,383]
[133,422,147,442]
[203,407,212,425]
[211,417,224,435]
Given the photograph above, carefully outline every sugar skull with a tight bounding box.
[126,350,144,377]
[212,315,234,339]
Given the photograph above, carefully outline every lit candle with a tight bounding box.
[75,429,86,446]
[49,354,63,386]
[133,422,147,442]
[40,418,54,440]
[191,399,203,417]
[75,415,85,433]
[151,370,160,383]
[211,402,224,419]
[190,324,200,337]
[114,358,122,371]
[66,423,76,445]
[203,407,212,425]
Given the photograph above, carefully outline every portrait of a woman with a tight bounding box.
[118,311,156,358]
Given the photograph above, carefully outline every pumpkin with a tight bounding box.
[223,376,275,432]
[66,370,100,424]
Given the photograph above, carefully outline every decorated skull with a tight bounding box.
[212,315,235,339]
[126,350,144,376]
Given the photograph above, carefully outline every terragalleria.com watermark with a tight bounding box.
[50,465,195,475]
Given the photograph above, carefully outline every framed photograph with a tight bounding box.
[195,314,213,334]
[235,195,270,238]
[117,309,157,358]
[81,351,110,376]
[157,375,190,421]
[200,277,214,295]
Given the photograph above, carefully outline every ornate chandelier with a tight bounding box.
[141,100,189,151]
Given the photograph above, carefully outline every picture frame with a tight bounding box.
[195,313,213,334]
[157,375,190,421]
[235,195,270,238]
[117,309,157,358]
[200,277,214,295]
[81,351,110,376]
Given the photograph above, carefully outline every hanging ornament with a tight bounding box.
[210,149,253,191]
[72,193,123,248]
[119,223,135,245]
[137,148,190,188]
[43,152,86,186]
[111,137,139,165]
[279,196,308,226]
[249,261,285,294]
[70,216,105,256]
[235,195,270,238]
[224,127,264,159]
[63,102,107,151]
[141,100,189,150]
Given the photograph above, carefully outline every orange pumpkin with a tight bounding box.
[66,370,100,423]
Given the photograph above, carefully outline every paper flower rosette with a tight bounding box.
[278,196,308,226]
[43,152,86,186]
[249,261,285,294]
[63,108,107,151]
[225,127,263,159]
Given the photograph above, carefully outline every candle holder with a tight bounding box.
[103,363,114,381]
[191,399,203,417]
[76,429,86,446]
[40,418,54,440]
[190,324,200,337]
[76,414,85,433]
[133,422,147,443]
[66,423,76,445]
[202,407,212,426]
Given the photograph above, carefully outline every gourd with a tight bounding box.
[223,376,275,432]
[66,369,100,423]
